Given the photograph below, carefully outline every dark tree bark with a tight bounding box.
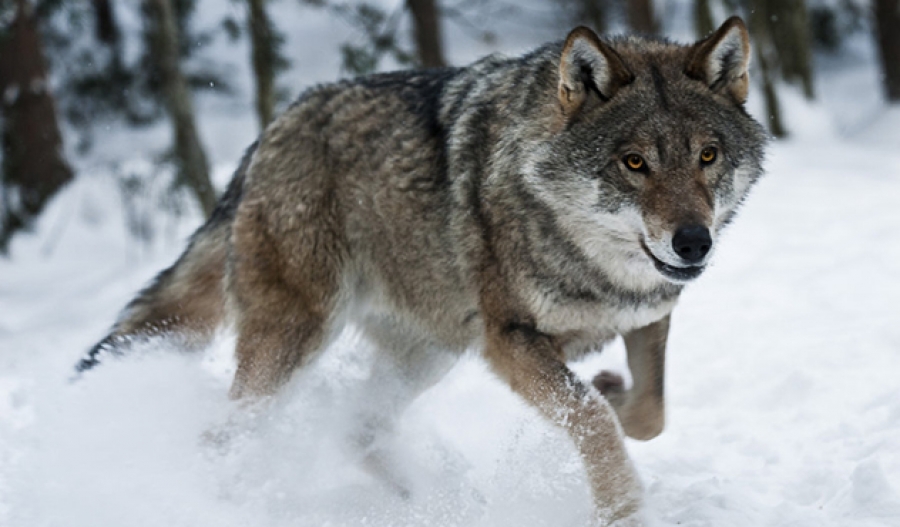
[627,0,658,34]
[766,0,815,99]
[248,0,276,128]
[694,0,715,38]
[875,0,900,102]
[91,0,126,80]
[0,0,74,252]
[758,48,787,138]
[575,0,609,33]
[556,0,609,34]
[144,0,216,217]
[407,0,446,68]
[750,2,788,138]
[92,0,120,45]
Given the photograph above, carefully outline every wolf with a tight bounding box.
[77,16,766,526]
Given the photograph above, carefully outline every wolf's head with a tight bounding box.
[527,17,766,287]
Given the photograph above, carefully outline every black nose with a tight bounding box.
[672,225,712,264]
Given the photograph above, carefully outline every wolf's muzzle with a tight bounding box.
[640,239,706,282]
[672,225,712,265]
[652,259,705,282]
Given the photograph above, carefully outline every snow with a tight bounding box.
[2,3,900,526]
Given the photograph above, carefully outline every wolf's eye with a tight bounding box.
[700,147,717,165]
[624,154,646,171]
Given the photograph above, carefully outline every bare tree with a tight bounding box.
[144,0,216,217]
[407,0,446,68]
[92,0,120,44]
[741,0,817,137]
[248,0,277,128]
[745,1,786,137]
[874,0,900,101]
[580,0,610,33]
[557,0,611,33]
[0,0,74,252]
[757,46,788,138]
[627,0,658,34]
[766,0,815,99]
[694,0,715,37]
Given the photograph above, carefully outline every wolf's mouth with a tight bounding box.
[640,241,705,283]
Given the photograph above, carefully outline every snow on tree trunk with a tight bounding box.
[0,0,74,253]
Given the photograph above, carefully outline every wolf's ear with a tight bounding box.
[686,16,751,104]
[558,27,633,116]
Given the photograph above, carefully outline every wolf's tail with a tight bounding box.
[75,145,254,374]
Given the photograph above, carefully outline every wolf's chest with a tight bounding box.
[526,286,676,359]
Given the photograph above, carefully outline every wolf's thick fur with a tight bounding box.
[79,17,766,525]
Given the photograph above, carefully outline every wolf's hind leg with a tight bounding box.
[227,196,345,400]
[229,304,336,399]
[594,315,669,441]
[352,320,459,495]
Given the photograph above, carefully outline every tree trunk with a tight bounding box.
[875,0,900,102]
[627,0,658,34]
[758,49,787,138]
[248,0,276,128]
[144,0,216,217]
[407,0,446,68]
[750,3,787,138]
[92,0,120,45]
[694,0,715,38]
[0,0,74,252]
[766,0,815,99]
[577,0,609,33]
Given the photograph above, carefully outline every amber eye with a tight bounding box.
[700,146,717,165]
[624,154,645,171]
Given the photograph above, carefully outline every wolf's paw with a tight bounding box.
[593,370,628,410]
[200,422,245,455]
[592,370,663,441]
[593,370,625,396]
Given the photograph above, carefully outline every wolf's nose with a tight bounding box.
[672,225,712,264]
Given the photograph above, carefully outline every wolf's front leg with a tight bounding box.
[484,321,644,526]
[594,315,669,441]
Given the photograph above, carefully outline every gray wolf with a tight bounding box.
[77,16,766,526]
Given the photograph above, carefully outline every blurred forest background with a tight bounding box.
[0,0,897,254]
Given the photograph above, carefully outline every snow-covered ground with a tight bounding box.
[2,4,900,526]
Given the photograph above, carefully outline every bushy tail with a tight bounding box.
[75,221,230,373]
[75,146,253,374]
